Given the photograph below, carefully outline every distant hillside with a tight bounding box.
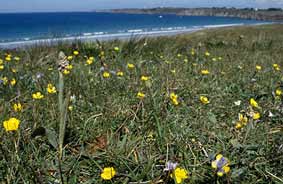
[98,7,283,21]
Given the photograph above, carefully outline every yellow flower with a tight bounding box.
[253,112,261,120]
[114,47,120,51]
[212,57,217,62]
[14,56,20,61]
[141,76,149,81]
[47,84,57,94]
[1,77,8,85]
[250,98,259,108]
[211,154,230,177]
[103,71,110,78]
[177,53,182,58]
[11,68,17,73]
[256,65,262,71]
[218,57,222,61]
[86,59,93,65]
[191,49,195,56]
[137,92,145,99]
[101,167,116,180]
[235,122,243,129]
[171,69,176,74]
[0,59,3,64]
[235,113,248,129]
[73,50,79,56]
[13,103,23,112]
[89,56,94,61]
[63,69,70,75]
[10,78,16,86]
[117,71,124,77]
[200,96,210,104]
[184,58,188,63]
[66,64,73,70]
[0,65,4,70]
[3,118,20,132]
[201,70,210,75]
[32,92,44,99]
[170,167,189,184]
[170,93,179,106]
[68,106,73,111]
[239,113,248,125]
[5,56,11,61]
[48,68,53,71]
[205,51,210,57]
[127,63,135,69]
[275,89,282,96]
[67,55,73,61]
[273,64,280,71]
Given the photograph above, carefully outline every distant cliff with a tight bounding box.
[98,7,283,21]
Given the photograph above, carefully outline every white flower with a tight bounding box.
[268,111,275,117]
[234,100,241,106]
[164,161,178,171]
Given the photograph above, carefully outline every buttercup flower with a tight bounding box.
[200,96,210,104]
[47,84,57,94]
[201,70,210,75]
[275,89,282,96]
[13,103,22,112]
[32,92,44,99]
[256,65,262,71]
[170,93,179,106]
[66,64,73,70]
[63,69,70,75]
[5,56,11,61]
[73,50,79,56]
[117,71,124,77]
[211,154,230,177]
[170,167,189,184]
[250,98,259,108]
[235,113,248,129]
[103,71,110,78]
[10,78,16,86]
[141,76,150,81]
[127,63,135,69]
[205,51,210,57]
[101,167,116,180]
[137,92,145,99]
[252,112,261,120]
[114,47,120,51]
[67,55,73,61]
[3,118,20,132]
[0,65,4,70]
[1,77,8,85]
[273,64,280,71]
[14,56,20,61]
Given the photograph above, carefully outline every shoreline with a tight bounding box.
[0,22,274,49]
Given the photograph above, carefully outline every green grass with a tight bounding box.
[1,24,283,184]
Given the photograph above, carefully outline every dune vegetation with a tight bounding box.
[0,24,283,183]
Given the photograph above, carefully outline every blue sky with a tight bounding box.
[0,0,283,12]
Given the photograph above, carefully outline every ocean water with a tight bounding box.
[0,12,269,47]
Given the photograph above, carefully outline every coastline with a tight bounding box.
[105,7,283,21]
[0,22,273,49]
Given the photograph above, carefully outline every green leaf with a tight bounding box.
[208,112,217,123]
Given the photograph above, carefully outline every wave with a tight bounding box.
[0,23,272,48]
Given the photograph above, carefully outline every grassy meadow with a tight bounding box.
[1,24,283,184]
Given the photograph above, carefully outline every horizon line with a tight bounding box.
[0,6,282,14]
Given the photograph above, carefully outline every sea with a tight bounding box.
[0,12,270,48]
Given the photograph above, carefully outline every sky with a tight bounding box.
[0,0,283,13]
